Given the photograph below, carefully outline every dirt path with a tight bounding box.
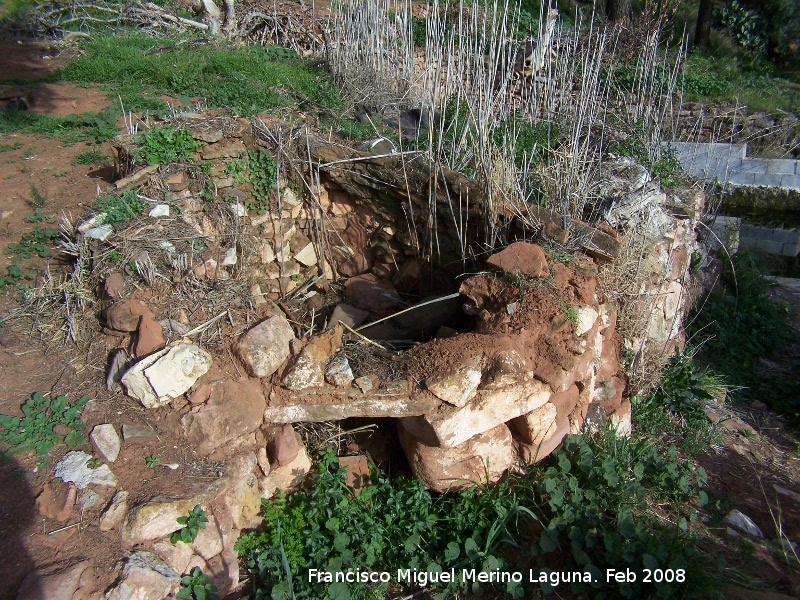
[0,38,121,597]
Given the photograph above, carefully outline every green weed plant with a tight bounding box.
[0,392,89,465]
[171,505,209,544]
[245,148,277,213]
[632,352,725,456]
[561,302,579,325]
[237,439,708,599]
[6,225,60,259]
[177,567,219,600]
[136,125,203,166]
[94,190,145,223]
[523,432,709,598]
[24,208,55,224]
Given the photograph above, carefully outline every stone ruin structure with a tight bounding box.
[49,112,702,597]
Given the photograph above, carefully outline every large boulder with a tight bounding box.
[99,490,129,531]
[105,300,155,332]
[15,560,93,600]
[234,315,295,378]
[121,344,212,408]
[486,242,549,278]
[425,363,482,408]
[90,424,121,463]
[512,384,579,447]
[258,443,312,500]
[120,497,200,546]
[267,424,300,466]
[403,380,551,448]
[343,273,402,316]
[284,326,343,390]
[134,315,165,357]
[53,451,117,489]
[182,379,266,455]
[213,453,261,531]
[399,422,514,492]
[104,552,180,600]
[511,402,557,446]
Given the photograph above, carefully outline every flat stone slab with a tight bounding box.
[121,344,212,408]
[414,380,552,448]
[264,392,439,423]
[54,451,117,489]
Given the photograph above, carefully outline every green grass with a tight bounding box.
[72,149,107,165]
[0,107,119,145]
[62,35,346,116]
[0,223,61,292]
[681,53,800,113]
[319,115,379,142]
[605,46,798,115]
[0,141,23,152]
[632,353,725,457]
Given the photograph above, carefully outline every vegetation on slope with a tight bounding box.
[688,251,800,426]
[237,437,710,599]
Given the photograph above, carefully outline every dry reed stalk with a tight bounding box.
[327,1,688,260]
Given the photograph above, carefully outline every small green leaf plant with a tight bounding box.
[177,567,219,600]
[561,302,579,325]
[94,189,145,224]
[171,504,208,544]
[136,125,204,165]
[245,148,277,213]
[0,223,61,292]
[0,392,89,465]
[145,454,160,468]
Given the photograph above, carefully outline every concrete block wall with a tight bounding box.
[708,216,741,253]
[738,224,800,257]
[673,103,800,158]
[670,142,800,190]
[707,216,799,257]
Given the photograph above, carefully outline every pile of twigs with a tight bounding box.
[19,0,324,53]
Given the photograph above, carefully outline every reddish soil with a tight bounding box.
[0,38,229,598]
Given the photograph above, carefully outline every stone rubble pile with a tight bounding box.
[27,113,703,598]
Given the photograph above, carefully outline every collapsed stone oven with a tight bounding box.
[82,112,702,595]
[106,115,698,491]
